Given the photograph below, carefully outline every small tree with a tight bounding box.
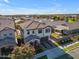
[11,44,35,59]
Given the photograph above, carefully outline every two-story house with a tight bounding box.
[0,17,16,48]
[19,19,52,43]
[62,21,79,35]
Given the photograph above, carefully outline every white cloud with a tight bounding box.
[4,0,9,3]
[0,7,78,15]
[0,7,68,15]
[0,8,54,15]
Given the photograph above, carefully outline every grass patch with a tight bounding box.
[54,42,60,46]
[51,33,60,39]
[37,55,48,59]
[67,18,77,24]
[64,42,79,51]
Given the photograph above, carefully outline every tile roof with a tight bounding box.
[26,21,40,30]
[44,20,79,30]
[19,18,79,30]
[34,19,67,27]
[19,19,33,29]
[20,19,48,30]
[0,17,15,31]
[67,22,79,30]
[37,23,47,29]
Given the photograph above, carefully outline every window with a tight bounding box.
[27,30,30,34]
[9,33,12,35]
[38,29,42,33]
[32,30,35,34]
[45,28,50,33]
[4,34,7,36]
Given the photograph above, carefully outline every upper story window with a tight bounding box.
[32,30,35,34]
[9,33,12,35]
[4,34,7,36]
[45,28,50,33]
[27,30,30,34]
[38,29,42,33]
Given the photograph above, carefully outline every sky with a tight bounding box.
[0,0,79,15]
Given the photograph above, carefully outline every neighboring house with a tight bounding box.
[35,19,79,41]
[43,20,79,35]
[0,17,16,48]
[62,21,79,35]
[19,19,52,43]
[33,20,69,33]
[46,21,69,33]
[19,17,79,43]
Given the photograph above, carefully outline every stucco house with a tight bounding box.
[62,21,79,35]
[43,20,79,35]
[0,17,16,48]
[18,17,79,43]
[34,19,79,41]
[19,19,52,43]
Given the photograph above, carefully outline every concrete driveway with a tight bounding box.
[68,47,79,59]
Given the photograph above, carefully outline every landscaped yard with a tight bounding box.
[64,42,79,51]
